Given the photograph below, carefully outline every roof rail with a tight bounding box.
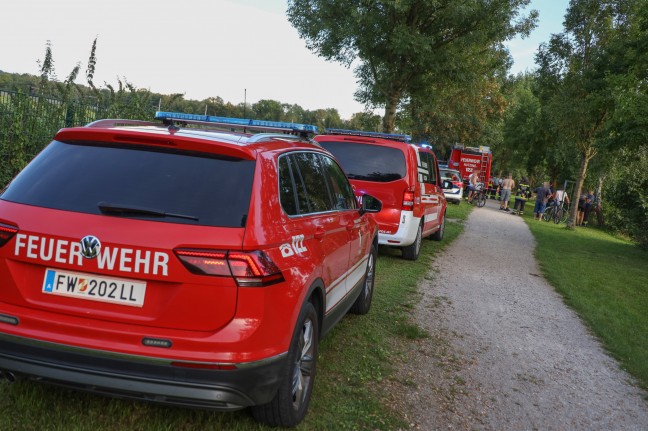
[155,111,318,137]
[324,128,411,143]
[85,119,158,128]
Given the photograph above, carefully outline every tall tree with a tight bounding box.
[287,0,536,132]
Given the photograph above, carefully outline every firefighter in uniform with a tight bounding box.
[511,179,531,215]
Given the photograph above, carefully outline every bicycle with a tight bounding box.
[469,185,487,207]
[542,201,556,222]
[553,200,570,224]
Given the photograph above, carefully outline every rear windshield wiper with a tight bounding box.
[98,202,199,221]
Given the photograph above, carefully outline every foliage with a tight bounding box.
[498,73,582,186]
[287,0,537,133]
[500,75,541,174]
[602,145,648,248]
[405,57,510,157]
[533,0,648,229]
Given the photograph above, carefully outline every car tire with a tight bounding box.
[350,242,377,315]
[432,212,445,241]
[251,301,319,427]
[402,223,422,260]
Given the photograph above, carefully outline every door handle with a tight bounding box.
[314,227,326,239]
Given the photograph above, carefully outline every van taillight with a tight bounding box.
[402,191,415,210]
[0,223,18,247]
[174,249,284,287]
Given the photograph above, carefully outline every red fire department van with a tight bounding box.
[315,130,448,261]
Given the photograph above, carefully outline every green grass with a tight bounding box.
[525,217,648,391]
[0,203,472,431]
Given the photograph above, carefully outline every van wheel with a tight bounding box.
[402,223,422,260]
[251,301,319,427]
[350,243,377,315]
[432,213,445,241]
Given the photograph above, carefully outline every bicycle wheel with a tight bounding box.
[553,208,563,224]
[476,192,486,207]
[561,204,570,223]
[543,206,554,222]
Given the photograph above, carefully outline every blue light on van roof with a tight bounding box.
[155,111,318,134]
[325,128,411,142]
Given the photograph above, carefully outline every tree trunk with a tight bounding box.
[596,176,604,203]
[567,150,592,229]
[382,87,401,133]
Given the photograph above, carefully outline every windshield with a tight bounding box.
[1,141,255,227]
[318,141,406,183]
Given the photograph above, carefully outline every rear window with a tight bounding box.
[1,141,254,227]
[318,141,406,182]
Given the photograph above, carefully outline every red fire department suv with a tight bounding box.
[315,130,448,260]
[0,112,382,427]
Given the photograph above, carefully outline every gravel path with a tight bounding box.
[396,198,648,430]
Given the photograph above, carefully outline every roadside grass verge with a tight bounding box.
[525,218,648,391]
[0,203,472,430]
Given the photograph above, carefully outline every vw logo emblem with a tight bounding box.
[80,235,101,259]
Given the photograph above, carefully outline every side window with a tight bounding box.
[291,152,332,214]
[278,156,299,216]
[417,150,430,184]
[427,153,438,185]
[320,155,357,211]
[419,152,437,185]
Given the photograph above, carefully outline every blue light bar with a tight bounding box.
[325,128,411,142]
[155,111,318,134]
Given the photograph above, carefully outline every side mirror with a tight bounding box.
[359,194,382,215]
[442,180,453,190]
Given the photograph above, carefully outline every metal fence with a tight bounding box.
[0,89,112,186]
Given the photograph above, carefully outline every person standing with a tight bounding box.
[511,178,531,215]
[499,174,515,211]
[582,190,595,226]
[533,182,552,220]
[554,188,570,205]
[467,171,479,203]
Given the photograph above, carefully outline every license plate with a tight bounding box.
[42,268,146,307]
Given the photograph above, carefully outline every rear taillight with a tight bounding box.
[402,191,415,210]
[174,249,284,287]
[0,223,18,247]
[174,249,230,276]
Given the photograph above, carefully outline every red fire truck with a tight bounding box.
[447,145,493,187]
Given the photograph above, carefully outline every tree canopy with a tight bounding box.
[287,0,537,133]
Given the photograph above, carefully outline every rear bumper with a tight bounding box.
[0,332,286,410]
[378,211,421,247]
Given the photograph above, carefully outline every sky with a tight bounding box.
[0,0,569,119]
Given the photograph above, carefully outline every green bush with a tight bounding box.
[603,146,648,248]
